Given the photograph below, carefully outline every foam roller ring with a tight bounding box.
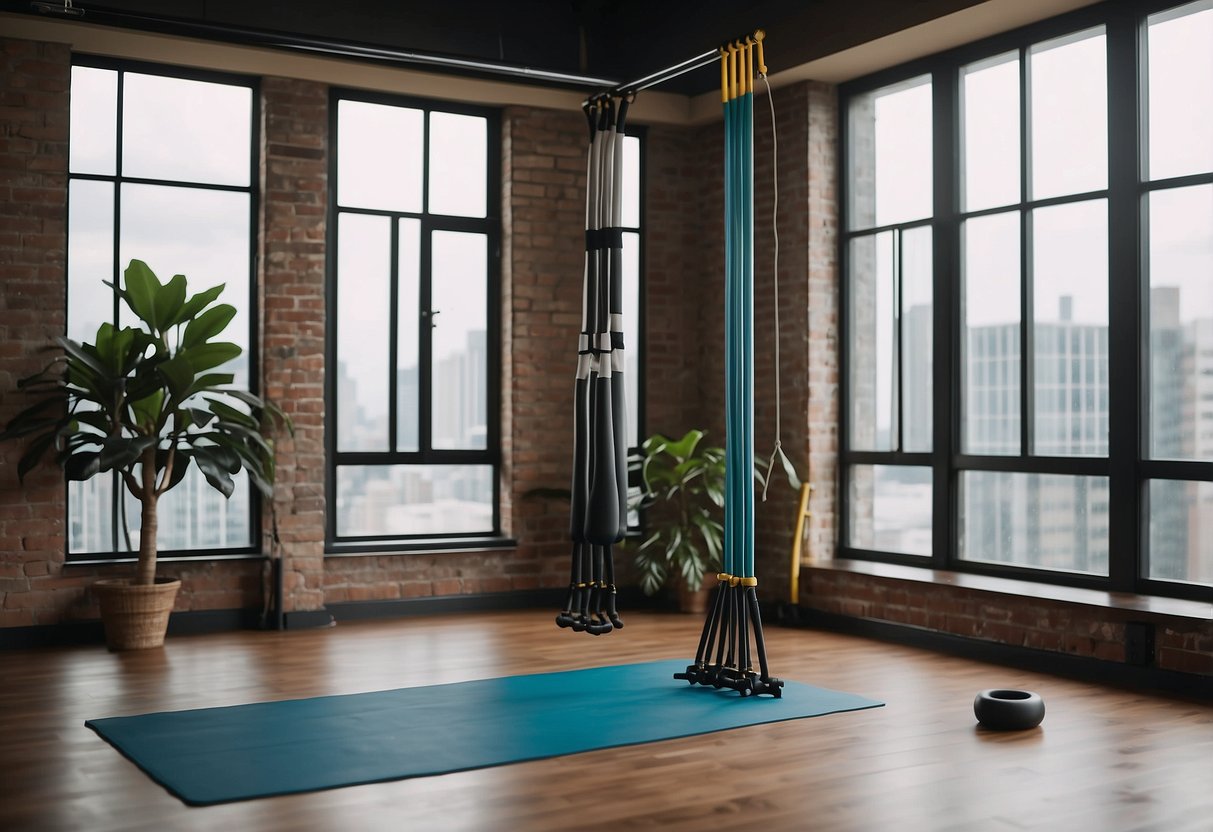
[973,689,1045,731]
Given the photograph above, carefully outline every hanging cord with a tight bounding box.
[759,72,782,502]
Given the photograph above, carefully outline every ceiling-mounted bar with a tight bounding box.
[15,1,622,88]
[611,49,720,96]
[587,29,765,103]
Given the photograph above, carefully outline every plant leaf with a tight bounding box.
[172,283,225,327]
[191,447,236,498]
[122,259,162,331]
[98,435,155,472]
[63,450,102,481]
[129,389,165,432]
[153,273,188,334]
[157,353,195,401]
[182,341,242,374]
[182,304,237,349]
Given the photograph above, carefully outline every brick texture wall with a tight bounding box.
[802,567,1213,675]
[0,38,70,628]
[260,76,328,613]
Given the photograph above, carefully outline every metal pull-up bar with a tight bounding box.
[586,29,767,102]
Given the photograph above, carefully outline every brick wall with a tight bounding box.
[260,76,329,613]
[644,124,703,437]
[0,38,70,628]
[802,566,1213,675]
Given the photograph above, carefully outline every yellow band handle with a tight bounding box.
[728,42,739,101]
[740,577,758,587]
[717,572,732,582]
[755,29,768,76]
[729,576,741,587]
[745,37,753,95]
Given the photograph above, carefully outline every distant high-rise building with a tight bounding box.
[961,295,1110,573]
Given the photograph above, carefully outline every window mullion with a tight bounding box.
[419,217,434,454]
[933,66,957,571]
[894,228,903,453]
[388,220,400,453]
[1106,5,1144,593]
[1019,46,1032,461]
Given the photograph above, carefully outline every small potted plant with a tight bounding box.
[630,428,800,612]
[0,260,287,650]
[630,429,726,612]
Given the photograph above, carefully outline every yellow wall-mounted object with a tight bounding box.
[789,482,813,603]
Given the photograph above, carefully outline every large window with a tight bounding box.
[841,0,1213,599]
[328,92,501,549]
[66,57,258,560]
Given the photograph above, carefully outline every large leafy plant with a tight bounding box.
[1,260,287,586]
[631,429,726,595]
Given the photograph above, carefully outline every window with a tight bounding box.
[841,0,1213,599]
[66,57,258,560]
[328,92,501,549]
[844,75,935,556]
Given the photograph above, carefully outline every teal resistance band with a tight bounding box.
[676,35,782,697]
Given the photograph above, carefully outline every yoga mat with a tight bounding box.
[86,659,883,806]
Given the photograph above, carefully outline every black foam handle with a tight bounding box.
[569,378,589,541]
[610,373,628,541]
[584,377,620,544]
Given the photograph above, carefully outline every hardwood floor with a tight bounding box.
[1,610,1210,831]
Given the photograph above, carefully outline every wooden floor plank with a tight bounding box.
[0,610,1210,831]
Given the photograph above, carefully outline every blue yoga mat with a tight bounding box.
[87,659,882,806]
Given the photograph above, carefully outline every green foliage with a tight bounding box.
[629,429,803,596]
[629,429,726,595]
[0,259,290,581]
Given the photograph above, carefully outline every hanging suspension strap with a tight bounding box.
[558,93,629,635]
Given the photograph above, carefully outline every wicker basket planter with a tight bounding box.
[94,578,182,651]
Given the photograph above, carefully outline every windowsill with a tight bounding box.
[326,536,518,557]
[803,558,1213,623]
[66,551,265,567]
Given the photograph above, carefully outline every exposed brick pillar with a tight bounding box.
[804,82,840,569]
[260,77,328,614]
[500,106,588,589]
[0,38,71,627]
[644,124,702,437]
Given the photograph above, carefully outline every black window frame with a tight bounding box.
[325,88,505,553]
[838,0,1213,602]
[65,54,262,564]
[622,126,648,531]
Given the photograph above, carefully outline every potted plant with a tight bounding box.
[0,259,287,650]
[630,429,726,613]
[630,429,801,613]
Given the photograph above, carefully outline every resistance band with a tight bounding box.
[675,32,783,697]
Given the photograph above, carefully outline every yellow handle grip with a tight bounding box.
[745,37,754,94]
[755,29,768,76]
